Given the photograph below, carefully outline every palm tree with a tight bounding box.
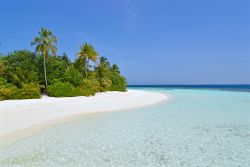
[100,56,108,64]
[31,28,57,94]
[112,64,120,74]
[95,56,110,79]
[77,43,98,78]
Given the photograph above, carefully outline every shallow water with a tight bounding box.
[1,88,250,167]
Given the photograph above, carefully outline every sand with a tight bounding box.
[0,90,168,138]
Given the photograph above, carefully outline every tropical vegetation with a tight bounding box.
[0,28,127,100]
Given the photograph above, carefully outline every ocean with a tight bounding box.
[128,84,250,92]
[1,85,250,166]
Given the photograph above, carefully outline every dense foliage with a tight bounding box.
[3,50,39,87]
[0,28,127,100]
[0,77,40,100]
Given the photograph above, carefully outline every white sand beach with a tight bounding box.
[0,90,168,138]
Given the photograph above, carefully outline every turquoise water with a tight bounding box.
[1,88,250,166]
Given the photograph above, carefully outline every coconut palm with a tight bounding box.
[31,28,57,94]
[112,64,120,74]
[95,56,111,80]
[99,56,110,66]
[77,43,98,78]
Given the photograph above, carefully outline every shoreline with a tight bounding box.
[0,90,169,143]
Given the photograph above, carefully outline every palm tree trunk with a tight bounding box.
[85,58,89,79]
[85,67,88,79]
[43,55,48,95]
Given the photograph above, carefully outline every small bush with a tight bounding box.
[63,67,82,86]
[109,74,127,92]
[0,77,9,86]
[48,80,96,97]
[71,79,99,96]
[11,83,41,99]
[74,86,95,96]
[98,78,112,92]
[4,50,39,87]
[0,59,6,76]
[0,78,40,100]
[48,81,75,97]
[0,85,18,100]
[81,79,100,92]
[0,77,18,100]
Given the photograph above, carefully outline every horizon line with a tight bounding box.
[128,84,250,86]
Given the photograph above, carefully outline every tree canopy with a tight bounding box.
[0,28,127,100]
[31,28,57,94]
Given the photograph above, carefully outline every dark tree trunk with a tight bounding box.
[43,55,48,95]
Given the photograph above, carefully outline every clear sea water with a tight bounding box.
[1,85,250,167]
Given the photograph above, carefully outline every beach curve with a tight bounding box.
[0,90,168,139]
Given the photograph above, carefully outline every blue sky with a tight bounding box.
[0,0,249,84]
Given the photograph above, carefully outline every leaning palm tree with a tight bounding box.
[77,43,98,78]
[31,28,57,94]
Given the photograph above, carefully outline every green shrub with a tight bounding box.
[109,74,127,92]
[98,78,112,92]
[11,83,41,99]
[81,78,100,92]
[74,86,95,96]
[48,80,96,97]
[48,81,75,97]
[0,77,9,86]
[0,59,6,76]
[0,85,18,100]
[22,83,40,99]
[4,50,39,87]
[0,78,40,100]
[70,79,99,96]
[0,77,18,100]
[63,67,82,86]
